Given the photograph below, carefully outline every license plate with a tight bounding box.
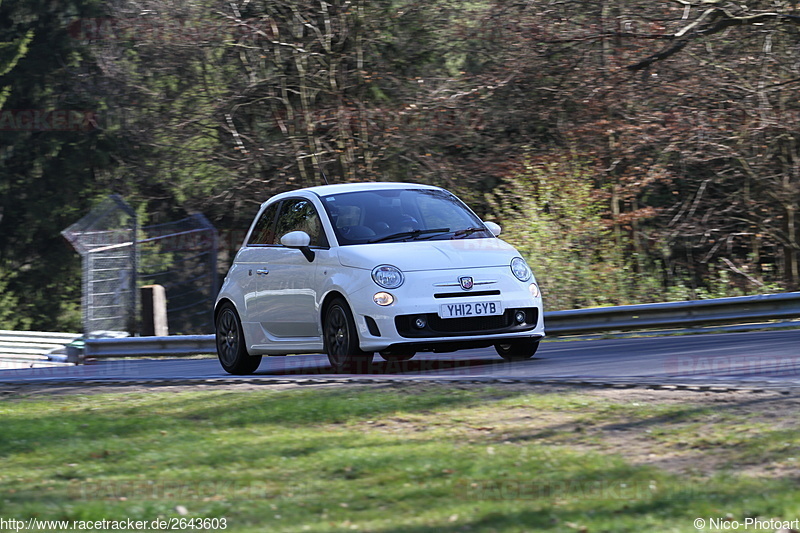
[438,301,502,319]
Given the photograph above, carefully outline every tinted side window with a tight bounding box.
[247,203,279,245]
[274,198,326,247]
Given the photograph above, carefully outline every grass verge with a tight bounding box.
[1,383,799,532]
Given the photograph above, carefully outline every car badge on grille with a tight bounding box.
[459,276,474,290]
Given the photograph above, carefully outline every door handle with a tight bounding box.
[256,269,269,276]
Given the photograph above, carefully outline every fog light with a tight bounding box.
[529,283,541,298]
[373,292,394,306]
[414,316,427,329]
[515,310,527,324]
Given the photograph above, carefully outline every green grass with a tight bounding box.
[1,384,799,532]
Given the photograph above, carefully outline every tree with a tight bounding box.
[4,0,800,330]
[97,0,491,249]
[491,156,641,310]
[619,0,800,288]
[0,0,32,109]
[0,0,117,330]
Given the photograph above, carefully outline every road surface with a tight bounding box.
[1,330,799,388]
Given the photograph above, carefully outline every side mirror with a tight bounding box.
[280,231,315,262]
[483,221,502,237]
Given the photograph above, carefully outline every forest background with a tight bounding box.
[1,0,799,332]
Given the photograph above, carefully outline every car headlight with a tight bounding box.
[372,264,404,289]
[511,257,532,282]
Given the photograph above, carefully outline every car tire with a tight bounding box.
[494,338,540,361]
[379,351,416,362]
[216,303,262,375]
[324,297,374,373]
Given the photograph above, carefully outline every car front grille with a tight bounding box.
[433,290,501,299]
[395,308,538,338]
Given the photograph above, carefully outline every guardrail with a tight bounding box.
[15,291,800,362]
[544,291,800,336]
[83,335,214,359]
[0,330,82,367]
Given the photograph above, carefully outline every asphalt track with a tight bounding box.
[1,329,799,389]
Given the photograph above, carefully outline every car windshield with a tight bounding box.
[320,188,493,246]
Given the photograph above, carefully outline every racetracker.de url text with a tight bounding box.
[0,517,228,531]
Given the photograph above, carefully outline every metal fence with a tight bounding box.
[64,196,218,337]
[62,195,138,336]
[138,214,218,334]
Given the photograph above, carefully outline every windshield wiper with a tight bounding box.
[452,227,488,238]
[368,227,450,244]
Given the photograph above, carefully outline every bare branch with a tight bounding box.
[627,9,800,70]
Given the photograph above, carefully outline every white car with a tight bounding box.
[214,182,545,374]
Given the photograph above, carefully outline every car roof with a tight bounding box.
[262,182,443,206]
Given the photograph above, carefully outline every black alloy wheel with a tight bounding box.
[324,297,374,373]
[216,303,262,375]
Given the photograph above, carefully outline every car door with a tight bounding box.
[252,197,327,339]
[234,201,278,337]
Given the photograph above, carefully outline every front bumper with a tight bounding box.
[349,266,545,352]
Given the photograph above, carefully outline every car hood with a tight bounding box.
[337,238,520,271]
